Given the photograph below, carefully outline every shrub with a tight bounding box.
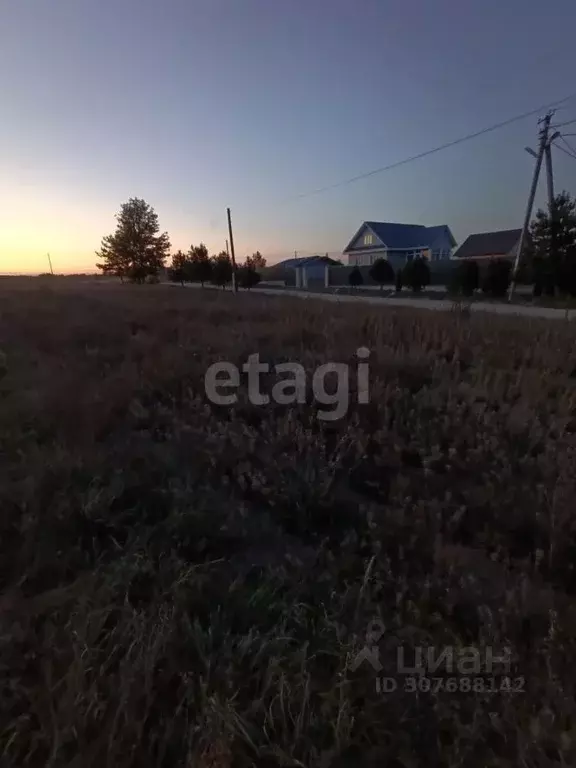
[369,258,394,290]
[402,257,430,292]
[348,266,363,288]
[481,259,511,298]
[238,265,261,290]
[128,265,150,284]
[211,253,233,289]
[557,259,576,298]
[449,260,479,297]
[531,256,555,298]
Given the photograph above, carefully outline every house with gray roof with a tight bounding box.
[452,228,522,261]
[343,221,456,269]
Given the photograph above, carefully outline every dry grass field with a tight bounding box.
[2,277,576,767]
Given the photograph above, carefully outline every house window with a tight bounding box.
[364,233,374,246]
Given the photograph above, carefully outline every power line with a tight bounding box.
[560,134,576,157]
[554,141,576,161]
[551,117,576,129]
[289,91,576,202]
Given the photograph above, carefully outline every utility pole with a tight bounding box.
[47,253,54,275]
[294,250,298,260]
[545,127,561,274]
[545,141,555,210]
[545,139,556,279]
[508,111,553,302]
[226,208,238,293]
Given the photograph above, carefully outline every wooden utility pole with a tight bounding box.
[47,253,54,275]
[226,208,238,293]
[508,111,553,301]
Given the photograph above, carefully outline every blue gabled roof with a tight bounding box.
[424,225,457,248]
[344,221,455,252]
[364,222,428,249]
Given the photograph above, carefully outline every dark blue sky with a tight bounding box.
[2,0,576,271]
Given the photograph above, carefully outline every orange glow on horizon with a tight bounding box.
[0,182,283,275]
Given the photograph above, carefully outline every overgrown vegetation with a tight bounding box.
[2,279,576,766]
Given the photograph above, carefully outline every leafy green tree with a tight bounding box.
[528,192,576,297]
[211,251,233,289]
[169,250,187,285]
[96,198,170,283]
[369,258,395,291]
[238,263,261,289]
[348,266,363,289]
[402,257,430,292]
[482,259,511,297]
[187,243,212,286]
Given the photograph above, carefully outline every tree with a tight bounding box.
[528,192,576,297]
[188,243,212,286]
[169,250,187,286]
[96,198,170,283]
[348,266,363,289]
[482,259,511,298]
[211,251,233,289]
[395,269,403,292]
[531,255,556,298]
[557,257,576,298]
[402,257,430,292]
[449,260,479,297]
[238,263,261,289]
[369,258,395,291]
[246,251,266,270]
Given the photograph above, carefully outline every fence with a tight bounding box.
[261,258,530,291]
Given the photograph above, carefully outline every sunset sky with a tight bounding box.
[2,0,576,274]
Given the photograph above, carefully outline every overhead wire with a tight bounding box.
[551,117,576,129]
[560,134,576,156]
[553,142,576,161]
[287,91,576,202]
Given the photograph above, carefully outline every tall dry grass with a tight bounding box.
[1,278,576,766]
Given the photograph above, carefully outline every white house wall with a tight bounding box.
[347,250,387,266]
[349,226,384,251]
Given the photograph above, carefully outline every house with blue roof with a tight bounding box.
[343,221,456,270]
